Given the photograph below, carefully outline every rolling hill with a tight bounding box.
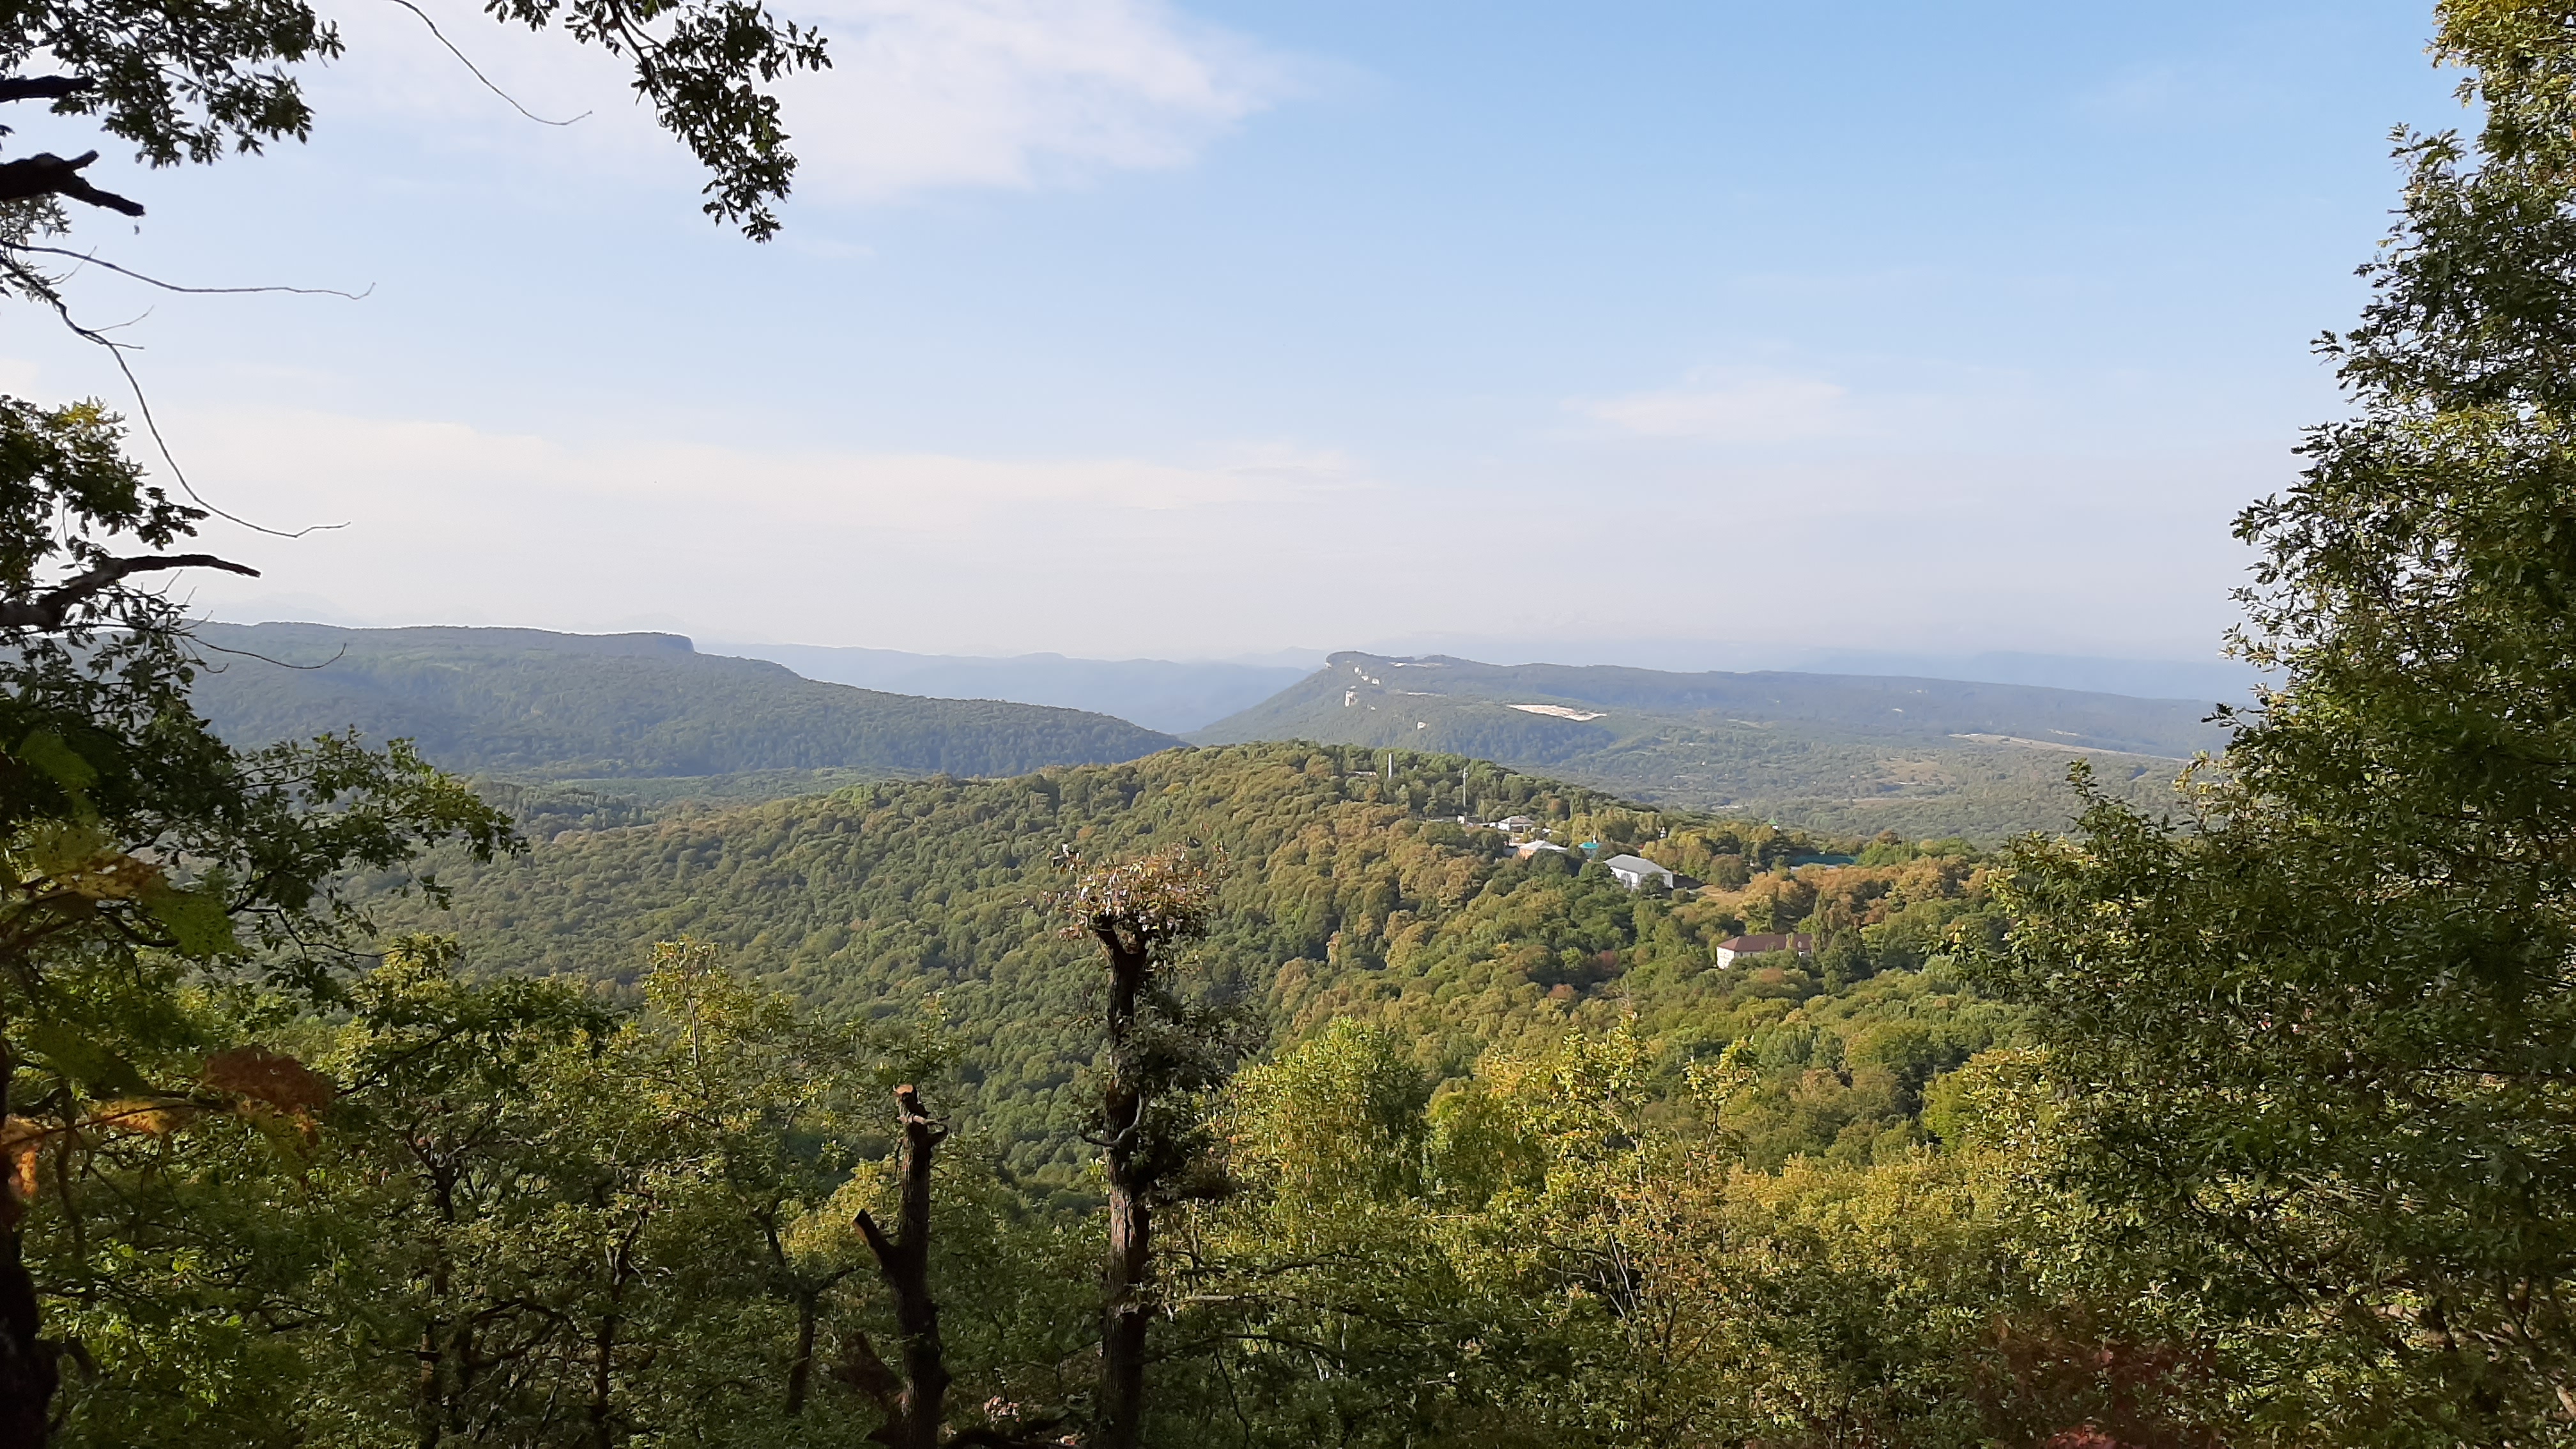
[188,622,1184,783]
[366,742,2011,1192]
[183,626,2232,840]
[1192,651,2234,839]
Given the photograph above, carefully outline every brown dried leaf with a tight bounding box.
[203,1046,335,1116]
[1045,845,1217,951]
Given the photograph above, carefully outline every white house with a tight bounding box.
[1600,854,1676,891]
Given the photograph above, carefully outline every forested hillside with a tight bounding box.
[1195,650,2225,838]
[189,622,1183,781]
[370,742,2010,1188]
[183,625,2195,838]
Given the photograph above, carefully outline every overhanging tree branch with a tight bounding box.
[0,554,258,630]
[0,152,142,216]
[0,76,94,105]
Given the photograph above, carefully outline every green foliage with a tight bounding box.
[40,939,987,1446]
[0,397,185,586]
[1978,6,2576,1439]
[363,744,2009,1200]
[1163,1025,2218,1449]
[0,394,518,1440]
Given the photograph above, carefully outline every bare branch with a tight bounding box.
[0,152,142,216]
[383,0,590,128]
[853,1205,896,1268]
[0,555,259,631]
[852,1085,952,1449]
[185,636,348,672]
[8,245,372,300]
[832,1329,901,1409]
[0,250,346,540]
[0,77,95,105]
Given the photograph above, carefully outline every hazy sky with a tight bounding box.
[3,1,2458,665]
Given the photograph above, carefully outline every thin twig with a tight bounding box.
[187,636,349,673]
[9,245,374,299]
[3,252,347,540]
[384,0,592,127]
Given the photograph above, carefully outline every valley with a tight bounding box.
[192,625,2215,841]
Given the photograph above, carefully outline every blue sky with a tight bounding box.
[3,0,2458,666]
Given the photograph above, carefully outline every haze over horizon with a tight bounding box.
[1,0,2450,665]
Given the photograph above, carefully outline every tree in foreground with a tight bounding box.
[0,400,514,1441]
[0,0,831,1436]
[0,0,825,240]
[1046,847,1236,1449]
[1984,3,2576,1439]
[26,933,976,1445]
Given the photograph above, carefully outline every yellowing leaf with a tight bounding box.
[0,1117,43,1201]
[89,1098,192,1137]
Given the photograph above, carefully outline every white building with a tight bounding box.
[1599,854,1676,891]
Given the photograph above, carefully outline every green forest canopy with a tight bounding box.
[369,742,2011,1188]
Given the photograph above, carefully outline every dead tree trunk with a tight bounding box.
[854,1084,952,1449]
[1046,847,1216,1449]
[1094,937,1151,1449]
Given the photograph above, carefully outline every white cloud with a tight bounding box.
[1580,369,1853,443]
[312,0,1301,201]
[176,406,1356,523]
[158,405,1388,651]
[781,0,1299,199]
[137,399,2260,661]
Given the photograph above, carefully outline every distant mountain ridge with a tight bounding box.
[1197,651,2228,756]
[712,641,1310,733]
[189,622,1184,781]
[1192,650,2231,838]
[183,625,2232,838]
[1342,636,2264,703]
